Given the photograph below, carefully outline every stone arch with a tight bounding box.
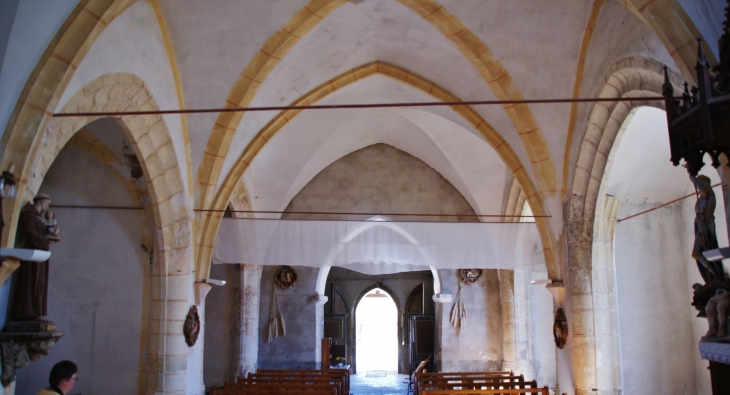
[195,0,557,221]
[0,0,132,243]
[572,59,683,215]
[60,128,157,394]
[566,59,683,395]
[198,62,559,283]
[31,73,193,395]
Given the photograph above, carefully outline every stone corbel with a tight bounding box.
[194,282,213,306]
[310,294,328,305]
[546,281,565,307]
[432,293,453,304]
[0,330,64,387]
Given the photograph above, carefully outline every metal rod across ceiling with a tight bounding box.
[52,96,668,117]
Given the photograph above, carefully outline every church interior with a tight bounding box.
[0,1,728,394]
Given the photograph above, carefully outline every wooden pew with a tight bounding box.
[420,388,549,395]
[232,376,343,395]
[417,378,539,392]
[253,369,349,395]
[415,372,522,395]
[212,388,336,395]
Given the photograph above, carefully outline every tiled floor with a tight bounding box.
[350,371,409,395]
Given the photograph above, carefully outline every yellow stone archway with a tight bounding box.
[194,0,559,224]
[38,73,193,395]
[566,58,682,395]
[196,61,560,283]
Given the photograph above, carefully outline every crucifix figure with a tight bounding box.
[691,175,724,283]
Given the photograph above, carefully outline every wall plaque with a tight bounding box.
[275,266,298,289]
[459,269,482,284]
[183,305,200,347]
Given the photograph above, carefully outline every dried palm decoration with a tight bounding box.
[267,286,286,343]
[450,280,466,333]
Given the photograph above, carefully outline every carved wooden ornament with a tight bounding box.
[553,307,568,349]
[275,266,298,289]
[459,269,482,284]
[183,305,200,347]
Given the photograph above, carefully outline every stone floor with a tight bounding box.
[350,371,410,395]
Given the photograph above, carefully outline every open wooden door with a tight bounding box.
[324,284,349,367]
[406,283,435,373]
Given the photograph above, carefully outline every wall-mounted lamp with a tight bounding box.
[531,279,553,285]
[0,165,17,199]
[206,279,226,286]
[122,142,143,180]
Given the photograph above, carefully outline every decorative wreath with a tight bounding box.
[275,266,298,289]
[553,308,568,349]
[459,269,482,284]
[183,305,200,347]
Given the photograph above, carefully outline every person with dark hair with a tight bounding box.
[36,360,77,395]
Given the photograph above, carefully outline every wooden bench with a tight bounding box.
[212,388,336,395]
[420,389,549,395]
[234,376,343,395]
[415,372,544,395]
[417,378,539,392]
[250,369,349,395]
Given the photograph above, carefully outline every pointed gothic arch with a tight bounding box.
[23,73,194,395]
[196,62,559,284]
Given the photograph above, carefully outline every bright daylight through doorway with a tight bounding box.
[356,288,398,372]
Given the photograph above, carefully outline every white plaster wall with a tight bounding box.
[58,0,190,196]
[13,146,146,395]
[439,269,503,372]
[440,0,594,179]
[218,0,529,194]
[0,0,20,74]
[613,202,708,395]
[258,265,321,370]
[157,0,310,175]
[678,0,725,59]
[0,0,77,136]
[281,144,479,221]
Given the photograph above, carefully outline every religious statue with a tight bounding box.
[704,289,730,340]
[44,209,58,240]
[9,193,60,321]
[691,175,724,283]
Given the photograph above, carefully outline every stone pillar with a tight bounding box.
[432,290,453,373]
[499,270,517,372]
[565,195,597,395]
[230,264,263,380]
[148,245,192,395]
[513,268,535,379]
[195,282,213,394]
[591,195,621,395]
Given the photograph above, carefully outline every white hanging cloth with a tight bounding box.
[213,218,540,275]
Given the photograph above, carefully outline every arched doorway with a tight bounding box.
[355,288,398,373]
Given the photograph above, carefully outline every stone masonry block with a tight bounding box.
[571,310,595,335]
[570,269,592,294]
